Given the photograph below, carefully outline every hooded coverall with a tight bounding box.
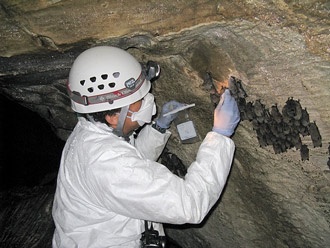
[52,117,235,248]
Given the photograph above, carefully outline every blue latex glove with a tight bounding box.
[156,101,185,129]
[212,89,240,136]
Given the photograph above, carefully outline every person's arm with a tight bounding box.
[86,132,234,225]
[134,101,184,161]
[85,90,240,224]
[135,124,171,161]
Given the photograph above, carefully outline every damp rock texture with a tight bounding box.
[0,186,55,248]
[1,1,330,248]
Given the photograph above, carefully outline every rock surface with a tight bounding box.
[0,186,55,248]
[1,1,330,247]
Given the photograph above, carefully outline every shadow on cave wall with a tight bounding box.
[0,94,66,247]
[0,95,65,190]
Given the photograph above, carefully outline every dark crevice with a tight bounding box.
[0,94,64,190]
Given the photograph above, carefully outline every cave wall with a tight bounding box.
[0,1,329,247]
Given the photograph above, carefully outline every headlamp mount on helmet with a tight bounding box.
[67,46,161,114]
[68,70,147,107]
[68,61,159,108]
[145,60,160,81]
[67,46,160,138]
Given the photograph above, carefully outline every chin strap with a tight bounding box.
[113,105,129,138]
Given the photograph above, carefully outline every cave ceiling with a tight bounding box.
[0,0,330,247]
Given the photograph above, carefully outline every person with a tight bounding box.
[52,46,240,248]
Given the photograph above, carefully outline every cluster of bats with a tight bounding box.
[202,73,323,162]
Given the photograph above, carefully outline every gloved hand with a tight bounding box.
[213,89,240,136]
[156,101,185,129]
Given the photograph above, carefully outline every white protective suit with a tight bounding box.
[52,116,235,248]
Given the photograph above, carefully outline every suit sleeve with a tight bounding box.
[86,131,235,225]
[134,124,171,161]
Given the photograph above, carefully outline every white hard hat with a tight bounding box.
[67,46,151,113]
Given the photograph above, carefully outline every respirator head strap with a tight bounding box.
[112,105,129,138]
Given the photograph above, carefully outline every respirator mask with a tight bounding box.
[127,93,156,126]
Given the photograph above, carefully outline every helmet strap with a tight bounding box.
[113,105,129,138]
